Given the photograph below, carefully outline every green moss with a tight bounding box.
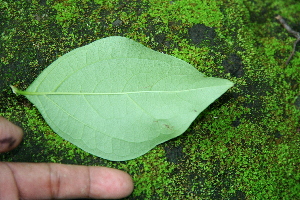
[1,0,299,199]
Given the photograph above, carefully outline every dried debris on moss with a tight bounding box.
[275,15,300,65]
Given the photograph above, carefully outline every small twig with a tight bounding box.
[275,15,300,65]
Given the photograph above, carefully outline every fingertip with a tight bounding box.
[109,168,134,198]
[0,116,23,153]
[89,167,134,199]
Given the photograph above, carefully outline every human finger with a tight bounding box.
[0,162,134,199]
[0,116,23,153]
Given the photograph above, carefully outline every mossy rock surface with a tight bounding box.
[1,0,299,199]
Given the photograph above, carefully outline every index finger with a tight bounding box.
[0,162,134,199]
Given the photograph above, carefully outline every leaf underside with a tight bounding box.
[15,36,233,161]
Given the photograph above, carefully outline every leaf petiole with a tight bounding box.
[10,85,27,95]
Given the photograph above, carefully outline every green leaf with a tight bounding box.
[12,36,233,161]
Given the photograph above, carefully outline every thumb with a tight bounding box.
[0,116,23,153]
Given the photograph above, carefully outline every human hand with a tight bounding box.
[0,116,134,199]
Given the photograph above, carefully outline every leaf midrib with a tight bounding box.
[12,85,231,96]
